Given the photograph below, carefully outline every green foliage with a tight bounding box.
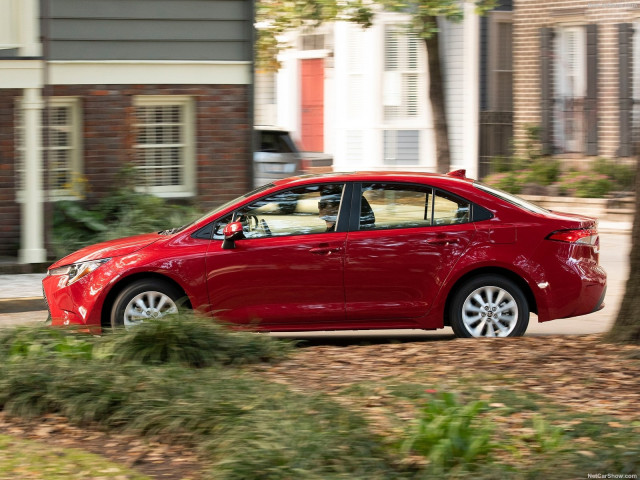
[101,313,292,367]
[527,158,561,186]
[256,0,495,71]
[481,171,528,194]
[557,172,614,198]
[401,391,496,473]
[52,165,201,257]
[0,326,94,361]
[0,320,403,479]
[529,415,565,453]
[592,157,637,191]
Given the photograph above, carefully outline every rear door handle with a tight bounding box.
[427,236,460,245]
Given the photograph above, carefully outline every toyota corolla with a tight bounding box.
[43,171,606,337]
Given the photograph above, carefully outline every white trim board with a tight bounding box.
[50,61,252,85]
[1,60,253,88]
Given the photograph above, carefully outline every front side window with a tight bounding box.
[133,96,195,195]
[234,184,345,239]
[360,183,471,230]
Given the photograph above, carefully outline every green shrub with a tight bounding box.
[401,391,496,474]
[481,171,528,194]
[52,165,202,257]
[592,158,636,191]
[0,326,94,361]
[526,158,561,185]
[100,313,292,367]
[557,172,614,198]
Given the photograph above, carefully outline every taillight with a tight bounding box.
[546,228,599,246]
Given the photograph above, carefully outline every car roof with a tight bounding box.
[270,171,476,188]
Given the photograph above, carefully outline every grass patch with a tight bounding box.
[0,434,150,479]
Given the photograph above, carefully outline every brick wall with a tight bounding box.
[0,84,251,258]
[0,89,21,256]
[513,0,636,159]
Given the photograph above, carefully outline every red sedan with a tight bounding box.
[43,171,606,337]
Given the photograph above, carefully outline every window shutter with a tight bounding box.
[540,27,553,154]
[618,23,633,157]
[585,24,598,156]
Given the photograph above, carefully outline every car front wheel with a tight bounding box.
[110,279,185,329]
[449,275,529,338]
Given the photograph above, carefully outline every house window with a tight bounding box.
[133,96,195,196]
[488,13,513,111]
[302,34,325,51]
[15,97,83,199]
[554,26,587,153]
[383,130,419,165]
[383,26,422,121]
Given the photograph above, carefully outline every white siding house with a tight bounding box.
[259,7,481,175]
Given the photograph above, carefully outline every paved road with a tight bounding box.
[0,232,631,338]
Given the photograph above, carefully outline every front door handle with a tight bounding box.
[310,245,343,255]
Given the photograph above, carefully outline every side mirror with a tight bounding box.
[222,222,244,250]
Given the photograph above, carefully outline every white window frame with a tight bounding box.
[15,97,84,201]
[0,0,18,50]
[553,25,587,153]
[555,26,587,99]
[382,24,424,124]
[133,96,196,197]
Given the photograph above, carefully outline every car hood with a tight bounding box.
[49,233,161,269]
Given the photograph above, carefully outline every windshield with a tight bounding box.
[191,183,276,225]
[474,182,549,214]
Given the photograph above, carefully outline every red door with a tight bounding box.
[204,233,346,328]
[301,58,324,152]
[344,225,475,325]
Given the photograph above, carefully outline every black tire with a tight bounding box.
[110,279,186,329]
[449,274,529,338]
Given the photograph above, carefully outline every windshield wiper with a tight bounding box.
[158,225,186,235]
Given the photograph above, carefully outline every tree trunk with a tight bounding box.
[424,27,451,174]
[605,157,640,344]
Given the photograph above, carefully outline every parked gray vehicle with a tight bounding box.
[254,127,303,187]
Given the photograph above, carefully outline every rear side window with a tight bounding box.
[474,182,548,214]
[359,183,471,230]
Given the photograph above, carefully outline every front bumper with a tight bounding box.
[42,270,108,332]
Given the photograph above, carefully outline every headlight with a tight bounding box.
[48,258,111,286]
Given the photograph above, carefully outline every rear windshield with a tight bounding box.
[474,182,549,214]
[257,131,297,153]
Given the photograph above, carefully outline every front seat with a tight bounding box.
[360,196,376,230]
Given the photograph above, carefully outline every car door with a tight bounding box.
[344,182,476,325]
[204,183,350,328]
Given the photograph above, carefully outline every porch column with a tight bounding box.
[462,2,479,178]
[19,87,47,264]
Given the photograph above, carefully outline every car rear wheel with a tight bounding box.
[449,275,529,338]
[110,279,185,329]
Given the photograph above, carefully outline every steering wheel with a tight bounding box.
[259,219,272,237]
[242,214,259,232]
